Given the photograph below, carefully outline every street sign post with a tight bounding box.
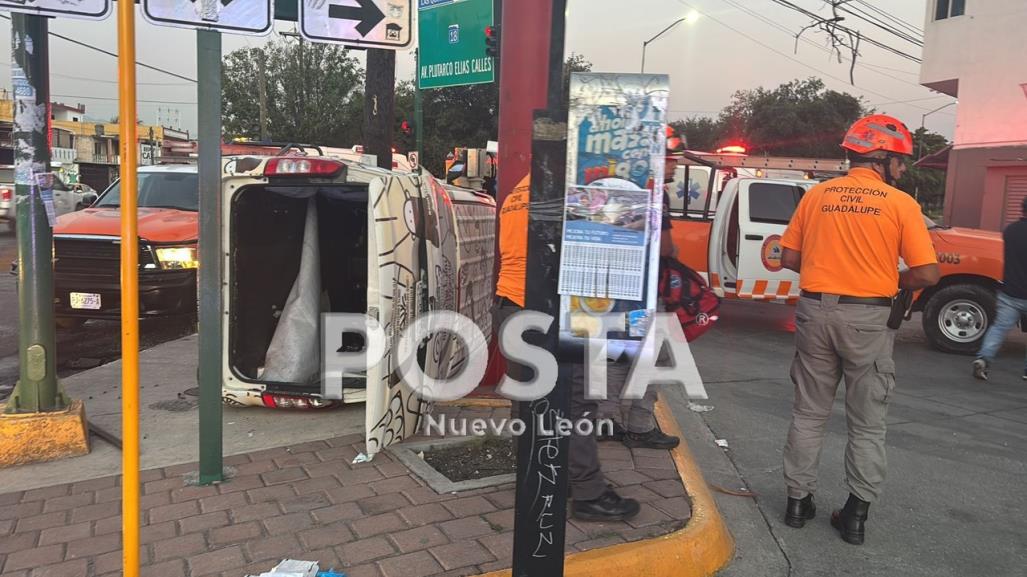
[418,0,494,89]
[142,0,274,34]
[0,0,110,20]
[300,0,412,48]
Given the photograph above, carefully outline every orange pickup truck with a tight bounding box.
[667,153,1003,355]
[51,164,199,325]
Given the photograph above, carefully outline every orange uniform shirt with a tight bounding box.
[495,177,531,307]
[781,167,937,298]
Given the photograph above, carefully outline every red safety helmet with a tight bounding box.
[841,114,914,156]
[666,126,686,157]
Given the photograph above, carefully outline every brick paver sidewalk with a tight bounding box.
[0,408,690,577]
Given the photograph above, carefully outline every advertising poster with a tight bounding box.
[558,73,669,341]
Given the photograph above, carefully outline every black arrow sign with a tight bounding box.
[329,0,386,38]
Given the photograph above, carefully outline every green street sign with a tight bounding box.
[418,0,495,89]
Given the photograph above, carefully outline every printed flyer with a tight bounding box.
[558,73,670,342]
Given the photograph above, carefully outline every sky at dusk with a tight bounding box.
[0,0,956,140]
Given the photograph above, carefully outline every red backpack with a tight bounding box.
[659,257,721,342]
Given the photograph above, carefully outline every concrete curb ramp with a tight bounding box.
[450,396,736,577]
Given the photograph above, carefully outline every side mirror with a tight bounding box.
[81,193,98,207]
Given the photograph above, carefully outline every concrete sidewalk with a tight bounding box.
[0,407,690,577]
[0,335,733,577]
[2,335,364,493]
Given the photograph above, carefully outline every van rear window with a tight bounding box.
[748,183,805,225]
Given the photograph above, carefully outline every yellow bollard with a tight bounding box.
[116,1,140,575]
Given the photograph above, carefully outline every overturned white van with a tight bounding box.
[220,154,496,453]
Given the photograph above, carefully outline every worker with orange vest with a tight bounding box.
[779,115,940,545]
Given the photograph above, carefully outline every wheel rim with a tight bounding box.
[938,299,988,344]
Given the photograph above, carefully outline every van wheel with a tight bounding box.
[922,284,995,355]
[56,317,87,330]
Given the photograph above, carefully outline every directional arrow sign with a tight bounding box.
[143,0,274,35]
[301,0,411,49]
[0,0,111,20]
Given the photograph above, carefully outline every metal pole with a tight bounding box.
[116,0,140,573]
[641,17,686,75]
[197,29,224,486]
[365,48,396,170]
[415,48,424,169]
[511,2,569,575]
[7,14,61,414]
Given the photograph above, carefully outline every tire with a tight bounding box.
[922,284,996,355]
[56,317,87,330]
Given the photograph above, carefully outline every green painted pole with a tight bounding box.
[415,49,424,170]
[197,29,223,485]
[7,14,64,414]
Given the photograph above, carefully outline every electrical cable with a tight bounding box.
[0,13,197,83]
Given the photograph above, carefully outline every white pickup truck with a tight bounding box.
[667,154,1004,355]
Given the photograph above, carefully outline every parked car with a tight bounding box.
[49,164,199,326]
[0,166,99,234]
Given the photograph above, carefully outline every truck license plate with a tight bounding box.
[69,292,101,310]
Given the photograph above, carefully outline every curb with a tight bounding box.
[439,397,511,409]
[476,395,735,577]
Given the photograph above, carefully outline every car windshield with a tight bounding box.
[95,171,199,211]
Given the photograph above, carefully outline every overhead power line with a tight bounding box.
[836,3,923,47]
[854,0,924,36]
[724,0,925,88]
[673,0,938,112]
[767,0,923,63]
[51,94,197,106]
[0,13,197,84]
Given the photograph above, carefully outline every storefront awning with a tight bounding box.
[914,145,951,170]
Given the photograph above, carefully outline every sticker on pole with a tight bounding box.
[33,172,57,227]
[300,0,412,49]
[0,0,111,20]
[143,0,275,35]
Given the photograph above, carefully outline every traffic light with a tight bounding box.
[401,120,412,135]
[485,25,500,58]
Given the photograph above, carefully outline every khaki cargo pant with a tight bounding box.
[598,358,658,434]
[783,295,897,503]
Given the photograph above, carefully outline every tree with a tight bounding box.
[718,78,867,157]
[406,54,595,176]
[899,127,950,214]
[670,117,722,153]
[222,38,364,146]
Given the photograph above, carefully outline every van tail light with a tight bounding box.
[260,392,336,410]
[0,188,11,202]
[264,158,344,178]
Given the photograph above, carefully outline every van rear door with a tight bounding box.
[734,179,803,301]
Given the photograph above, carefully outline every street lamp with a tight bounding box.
[641,11,699,73]
[918,101,957,159]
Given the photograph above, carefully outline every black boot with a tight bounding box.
[571,489,641,522]
[830,494,870,545]
[622,427,680,450]
[784,495,816,528]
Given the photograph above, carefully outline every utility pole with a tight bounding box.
[503,1,571,576]
[258,49,269,142]
[364,48,396,170]
[6,14,63,414]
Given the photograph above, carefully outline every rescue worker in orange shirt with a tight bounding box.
[493,175,642,522]
[779,115,940,544]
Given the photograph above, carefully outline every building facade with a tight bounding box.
[0,100,193,192]
[920,0,1027,230]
